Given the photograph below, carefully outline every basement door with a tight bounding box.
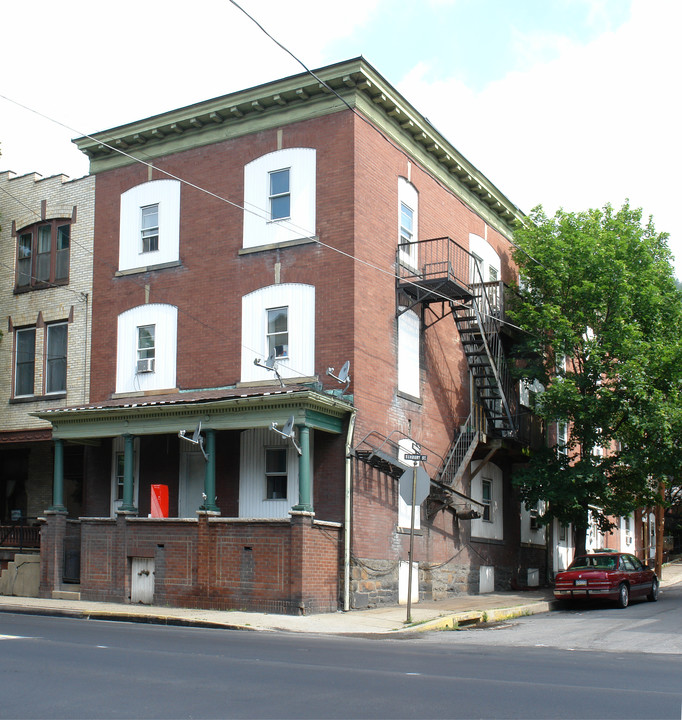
[131,557,154,604]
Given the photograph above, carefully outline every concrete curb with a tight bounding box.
[404,599,559,634]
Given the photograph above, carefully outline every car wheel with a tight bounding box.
[616,583,629,609]
[647,577,659,602]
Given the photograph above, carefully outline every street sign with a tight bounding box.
[399,465,431,505]
[403,453,427,462]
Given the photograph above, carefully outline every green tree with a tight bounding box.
[509,202,682,554]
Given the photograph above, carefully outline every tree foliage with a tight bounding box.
[509,202,682,549]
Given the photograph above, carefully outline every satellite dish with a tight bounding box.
[254,351,284,387]
[178,421,209,461]
[270,415,302,455]
[327,360,351,391]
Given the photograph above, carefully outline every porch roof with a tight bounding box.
[32,385,353,440]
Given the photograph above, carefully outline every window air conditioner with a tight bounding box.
[137,357,155,373]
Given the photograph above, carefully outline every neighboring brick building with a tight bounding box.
[0,170,94,579]
[35,58,553,613]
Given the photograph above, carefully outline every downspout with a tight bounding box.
[344,410,357,612]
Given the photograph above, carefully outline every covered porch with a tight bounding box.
[36,385,354,614]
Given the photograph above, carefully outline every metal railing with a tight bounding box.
[0,519,40,550]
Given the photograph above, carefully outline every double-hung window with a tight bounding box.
[269,169,291,221]
[46,323,68,394]
[15,221,70,289]
[265,448,288,500]
[481,479,492,522]
[141,204,159,253]
[137,325,156,373]
[15,328,36,397]
[398,178,418,270]
[267,307,288,359]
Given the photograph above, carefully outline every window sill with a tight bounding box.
[396,526,422,536]
[397,390,422,405]
[10,392,66,404]
[14,280,69,294]
[239,236,318,255]
[115,260,181,276]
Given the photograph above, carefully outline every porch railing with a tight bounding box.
[0,519,40,550]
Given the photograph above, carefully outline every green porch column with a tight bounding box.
[49,438,67,513]
[201,429,220,513]
[118,434,137,513]
[292,425,312,512]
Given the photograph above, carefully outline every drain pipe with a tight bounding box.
[344,410,357,612]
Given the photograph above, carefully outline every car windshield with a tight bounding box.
[569,555,617,570]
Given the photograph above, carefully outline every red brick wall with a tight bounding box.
[77,514,341,613]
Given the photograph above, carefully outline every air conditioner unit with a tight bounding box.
[137,357,155,373]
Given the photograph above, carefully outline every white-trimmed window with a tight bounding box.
[481,480,492,522]
[110,436,140,516]
[269,169,291,220]
[116,304,177,394]
[141,204,159,253]
[265,447,288,499]
[398,308,420,398]
[557,421,568,456]
[14,327,36,397]
[398,178,418,270]
[119,180,180,272]
[267,307,288,359]
[521,500,546,544]
[469,234,501,286]
[239,427,306,518]
[136,324,156,374]
[241,284,314,382]
[471,461,503,540]
[46,322,68,394]
[243,148,316,249]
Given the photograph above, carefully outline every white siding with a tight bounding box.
[116,304,177,394]
[469,233,501,284]
[398,308,420,398]
[238,427,304,518]
[243,148,316,249]
[241,284,315,382]
[470,461,503,541]
[119,180,181,272]
[398,178,419,270]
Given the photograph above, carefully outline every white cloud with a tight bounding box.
[398,0,682,275]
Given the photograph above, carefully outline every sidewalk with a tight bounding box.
[2,561,680,637]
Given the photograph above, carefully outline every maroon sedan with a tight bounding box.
[554,552,659,608]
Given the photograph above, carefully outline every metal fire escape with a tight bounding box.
[395,236,518,515]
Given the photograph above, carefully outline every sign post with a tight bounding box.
[403,452,427,624]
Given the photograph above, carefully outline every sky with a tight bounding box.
[2,0,680,276]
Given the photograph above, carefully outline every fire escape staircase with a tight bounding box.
[396,236,518,516]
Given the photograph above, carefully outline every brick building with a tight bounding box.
[0,170,94,585]
[35,58,552,613]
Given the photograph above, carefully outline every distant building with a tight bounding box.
[0,170,94,588]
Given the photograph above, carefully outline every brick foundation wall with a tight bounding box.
[76,514,342,614]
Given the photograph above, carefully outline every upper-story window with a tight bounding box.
[398,178,418,270]
[116,304,177,394]
[46,322,68,394]
[16,220,70,290]
[141,205,159,253]
[267,307,288,359]
[136,324,156,373]
[269,169,291,220]
[398,307,420,399]
[119,180,180,273]
[241,284,315,383]
[14,327,36,397]
[243,148,316,250]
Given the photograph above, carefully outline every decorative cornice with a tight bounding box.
[32,388,353,440]
[74,57,523,235]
